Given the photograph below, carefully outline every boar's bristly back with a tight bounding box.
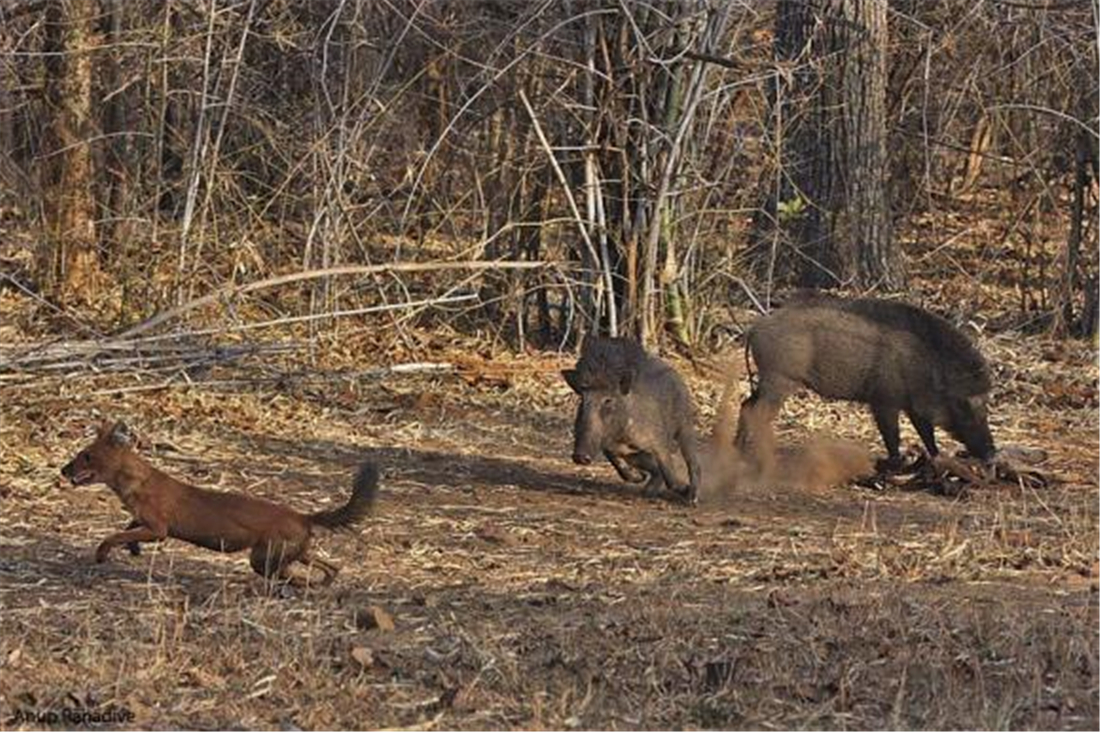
[844,299,990,396]
[780,295,991,397]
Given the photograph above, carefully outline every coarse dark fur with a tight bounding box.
[562,336,702,504]
[61,421,379,585]
[737,294,996,470]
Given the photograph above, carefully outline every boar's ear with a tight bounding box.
[107,421,134,447]
[562,369,584,394]
[618,369,635,395]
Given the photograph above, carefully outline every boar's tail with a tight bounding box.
[310,462,379,530]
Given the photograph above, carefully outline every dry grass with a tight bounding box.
[0,315,1096,729]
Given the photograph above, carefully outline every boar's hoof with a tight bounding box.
[572,452,593,466]
[642,476,665,498]
[957,448,996,464]
[679,484,699,507]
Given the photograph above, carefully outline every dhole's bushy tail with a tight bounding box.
[310,462,379,530]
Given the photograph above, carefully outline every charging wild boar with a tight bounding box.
[562,336,701,504]
[737,293,995,470]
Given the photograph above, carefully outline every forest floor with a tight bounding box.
[0,325,1096,729]
[0,215,1098,729]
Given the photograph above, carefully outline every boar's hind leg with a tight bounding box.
[605,451,647,484]
[907,412,939,457]
[736,392,782,475]
[677,429,702,505]
[871,405,903,469]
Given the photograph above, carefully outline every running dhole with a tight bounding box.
[61,421,378,585]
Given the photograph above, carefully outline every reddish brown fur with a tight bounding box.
[60,421,378,585]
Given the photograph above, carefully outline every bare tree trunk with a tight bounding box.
[761,0,897,290]
[39,0,101,303]
[1053,93,1098,338]
[101,0,128,254]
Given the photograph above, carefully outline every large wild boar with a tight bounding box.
[562,336,701,504]
[737,293,995,469]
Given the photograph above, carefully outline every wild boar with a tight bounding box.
[737,293,995,469]
[562,336,701,504]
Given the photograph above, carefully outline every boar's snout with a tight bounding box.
[571,393,608,467]
[967,430,996,462]
[952,395,996,462]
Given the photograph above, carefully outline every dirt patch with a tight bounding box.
[0,335,1096,729]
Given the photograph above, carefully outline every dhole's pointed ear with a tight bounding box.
[562,369,584,394]
[96,419,114,438]
[618,369,635,395]
[107,421,134,447]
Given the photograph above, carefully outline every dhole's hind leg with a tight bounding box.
[249,542,301,584]
[250,542,337,588]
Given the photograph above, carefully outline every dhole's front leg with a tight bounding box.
[123,519,144,556]
[96,525,166,563]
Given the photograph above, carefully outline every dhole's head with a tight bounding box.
[61,421,136,487]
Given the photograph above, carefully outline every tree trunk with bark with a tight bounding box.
[38,0,101,304]
[101,0,129,255]
[759,0,897,290]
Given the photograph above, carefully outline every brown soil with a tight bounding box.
[0,330,1096,730]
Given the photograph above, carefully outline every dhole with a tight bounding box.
[61,421,378,585]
